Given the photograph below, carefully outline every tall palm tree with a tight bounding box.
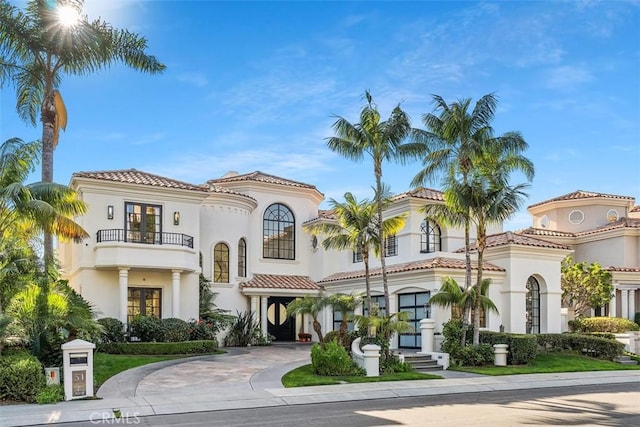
[286,294,327,344]
[412,94,498,303]
[0,0,165,265]
[328,91,425,311]
[304,189,406,313]
[326,292,362,346]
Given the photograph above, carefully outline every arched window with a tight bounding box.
[263,203,295,260]
[213,243,229,283]
[526,276,540,334]
[238,238,247,277]
[420,219,441,253]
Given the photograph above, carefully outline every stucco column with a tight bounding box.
[118,268,129,324]
[609,288,617,318]
[629,289,636,321]
[261,296,268,337]
[250,296,259,316]
[621,289,629,320]
[418,318,435,354]
[171,270,182,319]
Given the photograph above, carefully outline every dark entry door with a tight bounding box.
[267,297,295,341]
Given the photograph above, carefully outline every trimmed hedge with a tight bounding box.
[571,317,639,333]
[480,332,538,365]
[97,340,218,355]
[310,341,363,376]
[537,333,624,359]
[0,351,46,402]
[98,317,126,343]
[162,318,190,342]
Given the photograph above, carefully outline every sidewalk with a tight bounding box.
[2,345,639,427]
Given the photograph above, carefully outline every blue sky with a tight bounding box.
[1,0,639,230]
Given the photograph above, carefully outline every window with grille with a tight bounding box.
[420,219,441,253]
[263,203,295,260]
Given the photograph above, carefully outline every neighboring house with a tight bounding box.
[62,170,633,350]
[520,190,640,321]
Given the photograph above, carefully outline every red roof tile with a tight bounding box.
[459,231,572,251]
[575,217,640,236]
[631,205,640,213]
[519,228,576,238]
[207,171,319,190]
[319,257,504,283]
[73,169,208,192]
[240,274,321,290]
[392,187,444,202]
[528,190,634,209]
[606,266,640,273]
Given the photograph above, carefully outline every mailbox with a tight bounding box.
[61,339,96,401]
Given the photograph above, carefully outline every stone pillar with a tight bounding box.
[630,289,636,321]
[418,318,435,354]
[494,344,508,366]
[118,268,129,324]
[261,296,268,337]
[251,296,259,316]
[171,270,182,318]
[609,289,617,318]
[362,344,381,377]
[621,289,629,320]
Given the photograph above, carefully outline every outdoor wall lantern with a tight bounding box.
[107,205,114,220]
[173,211,180,226]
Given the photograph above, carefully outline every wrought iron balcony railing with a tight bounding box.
[96,229,194,249]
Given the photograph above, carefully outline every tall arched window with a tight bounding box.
[263,203,295,260]
[526,276,540,334]
[213,243,229,283]
[238,238,247,277]
[420,219,441,253]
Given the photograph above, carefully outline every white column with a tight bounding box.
[118,268,129,324]
[609,288,617,317]
[171,270,182,319]
[629,289,636,321]
[250,296,259,316]
[621,289,629,320]
[261,296,268,337]
[418,318,435,354]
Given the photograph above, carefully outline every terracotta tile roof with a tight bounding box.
[240,274,322,290]
[392,187,444,202]
[303,209,337,224]
[606,266,640,273]
[518,228,576,238]
[528,190,634,209]
[73,169,208,192]
[203,183,257,201]
[207,171,319,190]
[630,205,640,213]
[318,257,504,283]
[575,217,640,236]
[458,231,572,252]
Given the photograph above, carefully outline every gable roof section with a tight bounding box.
[528,190,634,209]
[73,169,208,192]
[319,257,504,284]
[574,217,640,236]
[518,228,576,238]
[631,206,640,213]
[392,187,444,202]
[207,171,319,190]
[606,266,640,273]
[458,231,572,252]
[240,274,322,290]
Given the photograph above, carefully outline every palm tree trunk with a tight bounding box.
[41,89,56,269]
[374,165,390,314]
[363,252,372,314]
[473,224,486,345]
[313,319,324,344]
[461,212,471,346]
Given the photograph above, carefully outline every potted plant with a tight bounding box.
[298,332,312,342]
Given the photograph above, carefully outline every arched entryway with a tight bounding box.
[526,276,540,334]
[267,296,295,341]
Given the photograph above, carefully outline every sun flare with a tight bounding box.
[57,5,80,27]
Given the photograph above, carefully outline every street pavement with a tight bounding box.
[1,343,639,427]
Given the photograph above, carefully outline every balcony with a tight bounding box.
[97,229,194,248]
[94,229,198,272]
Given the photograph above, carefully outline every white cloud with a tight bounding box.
[544,65,594,90]
[177,72,208,87]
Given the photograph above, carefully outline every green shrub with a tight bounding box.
[572,317,639,333]
[36,384,63,404]
[323,331,340,343]
[480,331,538,365]
[162,318,190,342]
[0,352,45,402]
[129,316,164,342]
[635,312,640,326]
[97,318,126,343]
[536,333,624,359]
[310,341,362,376]
[455,344,494,366]
[188,319,218,341]
[97,340,217,355]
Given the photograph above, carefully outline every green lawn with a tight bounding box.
[281,364,442,387]
[94,353,193,389]
[451,352,640,376]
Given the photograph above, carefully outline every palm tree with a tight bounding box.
[0,0,165,265]
[0,138,88,245]
[412,94,498,307]
[354,311,413,363]
[327,91,425,311]
[326,292,363,346]
[303,189,406,313]
[286,294,327,344]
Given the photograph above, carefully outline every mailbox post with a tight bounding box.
[61,339,95,401]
